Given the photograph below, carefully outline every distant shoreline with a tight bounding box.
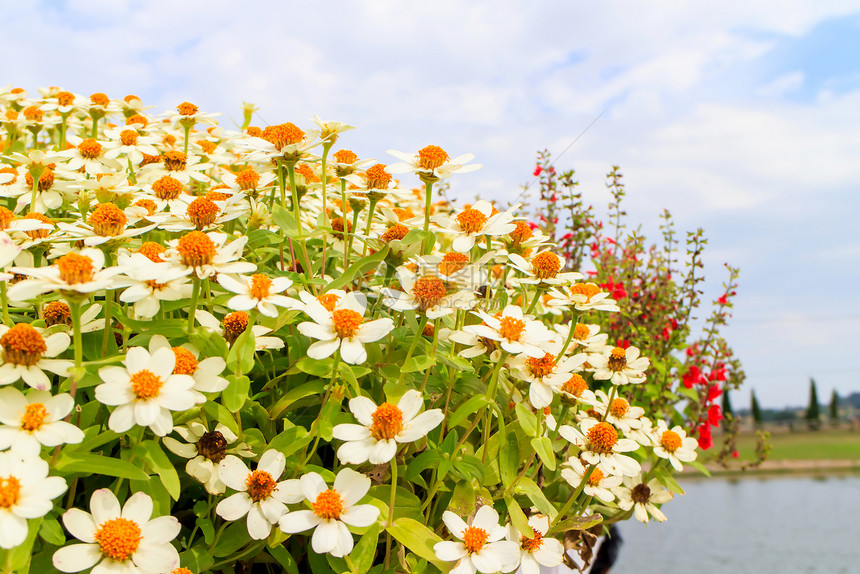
[681,458,860,478]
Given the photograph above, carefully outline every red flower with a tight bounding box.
[682,365,703,388]
[708,404,722,426]
[717,294,729,305]
[707,385,722,401]
[533,165,542,177]
[616,338,630,349]
[697,423,713,450]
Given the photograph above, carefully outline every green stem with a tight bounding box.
[361,196,380,258]
[550,465,595,530]
[526,285,546,314]
[422,179,435,254]
[0,283,9,326]
[183,125,190,155]
[481,352,508,464]
[384,459,398,569]
[320,143,331,279]
[396,314,428,384]
[187,278,201,332]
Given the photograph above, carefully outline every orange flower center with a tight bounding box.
[89,203,127,236]
[520,528,544,552]
[186,197,220,229]
[562,374,588,397]
[531,252,562,279]
[380,223,409,243]
[57,91,75,107]
[152,175,184,200]
[25,168,55,193]
[119,129,139,146]
[43,300,72,327]
[205,188,230,201]
[223,312,249,344]
[57,253,95,284]
[365,164,392,190]
[0,324,47,366]
[261,123,305,149]
[89,92,110,107]
[173,569,194,574]
[295,163,319,183]
[455,208,488,234]
[607,347,627,372]
[609,398,629,418]
[661,430,682,453]
[462,526,489,554]
[4,110,17,121]
[249,274,273,300]
[586,467,605,487]
[23,106,43,122]
[95,517,142,561]
[330,217,350,240]
[438,252,469,276]
[317,294,340,312]
[526,353,556,379]
[126,114,148,128]
[138,241,166,263]
[498,316,526,342]
[130,369,164,400]
[23,212,53,239]
[572,323,591,341]
[20,402,48,431]
[235,168,261,191]
[411,276,446,311]
[177,102,199,116]
[586,422,618,454]
[78,138,103,159]
[246,126,261,137]
[132,198,157,215]
[172,347,198,375]
[333,149,357,164]
[246,470,277,502]
[370,402,404,440]
[312,489,344,520]
[331,309,364,339]
[570,283,601,302]
[163,151,187,172]
[176,231,216,267]
[0,476,21,509]
[416,145,450,170]
[510,221,533,244]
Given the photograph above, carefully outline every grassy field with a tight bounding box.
[729,429,860,461]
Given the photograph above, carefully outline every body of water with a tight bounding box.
[611,474,860,574]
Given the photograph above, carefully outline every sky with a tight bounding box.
[4,0,860,408]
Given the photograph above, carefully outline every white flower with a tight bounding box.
[95,346,198,436]
[651,422,698,471]
[465,305,552,359]
[218,273,299,318]
[590,346,650,386]
[509,348,588,409]
[332,390,444,465]
[614,477,673,523]
[547,283,620,312]
[560,457,622,504]
[56,134,122,175]
[508,251,583,286]
[115,253,192,319]
[53,489,180,573]
[297,290,393,364]
[0,388,83,456]
[505,514,565,574]
[559,419,641,477]
[387,145,481,180]
[163,422,253,495]
[278,468,380,557]
[195,309,284,351]
[101,125,160,166]
[140,151,213,184]
[592,390,645,433]
[434,505,520,574]
[0,323,72,391]
[147,335,228,396]
[8,248,122,302]
[0,451,67,549]
[162,230,255,280]
[432,200,517,253]
[216,450,298,539]
[553,322,610,355]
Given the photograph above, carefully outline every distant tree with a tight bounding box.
[806,378,821,431]
[751,390,762,428]
[721,389,734,430]
[829,389,840,427]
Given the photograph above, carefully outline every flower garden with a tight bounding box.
[0,86,742,574]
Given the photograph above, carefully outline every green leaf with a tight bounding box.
[448,480,477,516]
[227,329,256,375]
[56,452,148,481]
[130,475,172,516]
[308,548,335,574]
[515,402,539,437]
[9,516,41,572]
[349,522,381,573]
[436,430,458,482]
[338,363,363,397]
[38,516,65,545]
[271,203,299,235]
[326,554,350,574]
[325,246,389,291]
[549,513,603,535]
[134,440,181,500]
[405,450,444,482]
[448,395,491,429]
[654,466,687,494]
[514,477,557,519]
[180,546,215,573]
[499,431,520,488]
[386,518,450,571]
[368,485,423,522]
[268,425,312,458]
[504,496,532,540]
[296,356,334,377]
[452,454,485,483]
[318,385,345,442]
[203,400,239,435]
[402,354,435,373]
[268,545,300,574]
[213,521,251,557]
[223,374,251,413]
[530,436,556,471]
[686,459,711,477]
[269,380,326,418]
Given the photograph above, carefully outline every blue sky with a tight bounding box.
[6,0,860,408]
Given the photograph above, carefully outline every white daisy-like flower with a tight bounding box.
[380,267,468,319]
[508,348,588,409]
[56,134,122,175]
[217,273,299,318]
[507,251,583,286]
[387,145,481,181]
[505,514,565,574]
[465,305,552,359]
[140,151,213,184]
[0,323,72,391]
[447,327,500,360]
[590,346,650,386]
[297,290,394,365]
[0,388,83,456]
[163,421,253,495]
[332,389,444,465]
[547,283,620,312]
[241,122,321,163]
[0,451,67,549]
[53,489,181,573]
[592,390,645,433]
[434,505,520,574]
[626,416,658,447]
[557,372,597,406]
[216,450,298,539]
[95,346,198,437]
[42,300,104,333]
[162,230,255,280]
[614,477,673,523]
[101,125,161,167]
[278,468,380,558]
[115,253,192,319]
[195,309,284,351]
[55,203,157,247]
[651,421,698,471]
[165,101,221,130]
[559,418,641,477]
[560,457,622,504]
[147,334,228,396]
[312,114,354,143]
[8,248,122,302]
[432,200,517,253]
[553,322,611,354]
